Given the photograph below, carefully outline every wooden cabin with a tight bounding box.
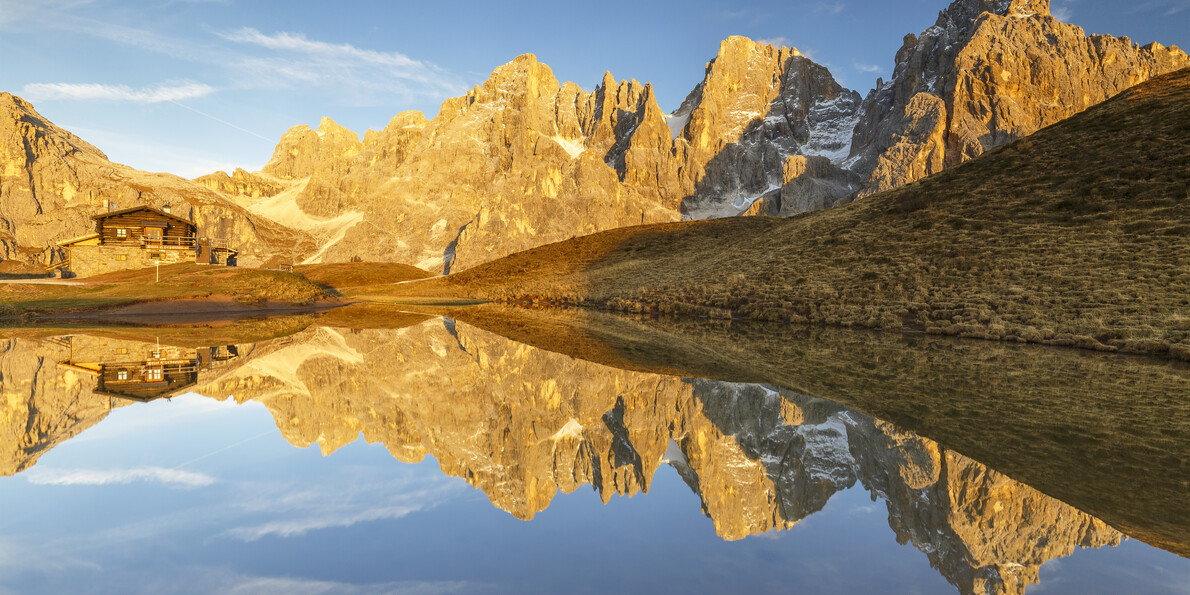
[94,205,197,248]
[53,205,237,277]
[56,336,240,402]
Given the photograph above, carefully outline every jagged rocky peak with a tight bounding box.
[261,116,362,181]
[944,0,1051,23]
[676,35,863,219]
[847,0,1189,197]
[193,167,285,199]
[0,92,107,163]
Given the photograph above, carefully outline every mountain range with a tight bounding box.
[0,0,1185,273]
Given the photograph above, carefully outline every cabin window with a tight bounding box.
[117,370,128,380]
[148,253,161,259]
[116,348,127,354]
[115,254,127,261]
[146,368,163,381]
[116,228,127,238]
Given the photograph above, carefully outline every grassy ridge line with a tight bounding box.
[376,68,1190,360]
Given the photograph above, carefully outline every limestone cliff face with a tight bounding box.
[846,0,1190,196]
[211,3,1185,266]
[850,418,1121,595]
[0,93,315,269]
[0,338,111,477]
[188,319,1123,594]
[209,56,683,273]
[671,37,863,218]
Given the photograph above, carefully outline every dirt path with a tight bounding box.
[0,278,91,286]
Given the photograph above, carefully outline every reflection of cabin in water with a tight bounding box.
[56,335,241,403]
[52,205,237,277]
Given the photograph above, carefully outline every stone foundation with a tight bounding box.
[68,245,197,278]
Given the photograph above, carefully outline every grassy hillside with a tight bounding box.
[294,262,432,292]
[374,68,1190,359]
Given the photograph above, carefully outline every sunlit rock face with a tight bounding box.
[0,338,110,476]
[6,1,1185,271]
[671,36,863,219]
[191,319,1123,594]
[850,418,1122,595]
[846,0,1190,197]
[0,335,252,477]
[206,55,683,273]
[0,93,314,269]
[205,2,1185,265]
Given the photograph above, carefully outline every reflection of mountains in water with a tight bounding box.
[2,317,1164,595]
[0,334,250,477]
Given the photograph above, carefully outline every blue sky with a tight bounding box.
[1,0,1186,177]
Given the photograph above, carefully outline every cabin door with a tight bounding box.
[144,227,163,246]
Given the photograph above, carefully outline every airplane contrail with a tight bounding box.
[169,99,275,142]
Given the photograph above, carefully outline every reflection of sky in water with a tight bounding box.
[2,393,1189,595]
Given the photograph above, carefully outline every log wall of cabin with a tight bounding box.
[96,212,196,245]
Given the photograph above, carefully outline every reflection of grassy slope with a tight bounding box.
[0,263,334,317]
[433,304,1190,558]
[0,315,320,346]
[383,69,1190,359]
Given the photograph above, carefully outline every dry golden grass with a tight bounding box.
[0,263,334,318]
[383,68,1190,359]
[294,261,432,291]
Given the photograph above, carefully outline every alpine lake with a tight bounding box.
[1,303,1188,595]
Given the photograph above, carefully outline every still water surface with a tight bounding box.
[1,307,1188,594]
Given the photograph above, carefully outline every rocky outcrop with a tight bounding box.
[210,56,684,273]
[0,338,112,476]
[672,37,863,218]
[846,0,1190,196]
[851,418,1122,595]
[0,93,315,268]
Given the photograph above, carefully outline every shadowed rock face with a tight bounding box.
[0,93,315,269]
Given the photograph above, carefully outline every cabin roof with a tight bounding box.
[93,205,194,227]
[56,232,100,247]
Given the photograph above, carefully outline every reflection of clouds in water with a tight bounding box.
[0,538,101,572]
[25,466,215,488]
[224,472,465,541]
[222,576,472,595]
[67,392,263,445]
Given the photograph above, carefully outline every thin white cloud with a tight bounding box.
[218,27,465,102]
[1128,0,1190,15]
[0,0,94,26]
[815,1,846,15]
[22,82,214,103]
[225,504,424,541]
[854,63,883,73]
[225,478,465,542]
[756,37,792,48]
[25,466,216,487]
